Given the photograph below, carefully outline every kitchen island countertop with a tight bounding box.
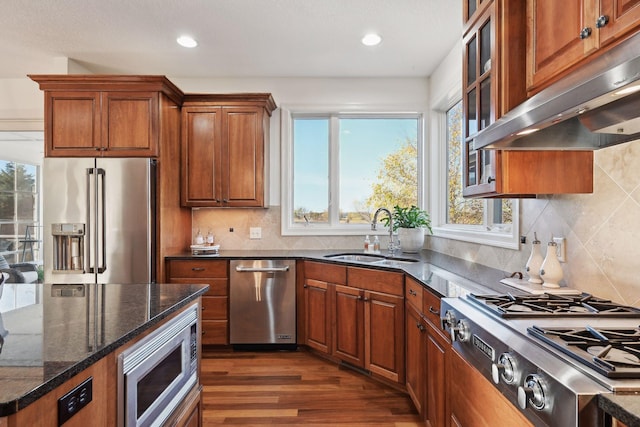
[0,282,209,417]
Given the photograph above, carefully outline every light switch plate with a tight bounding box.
[250,227,262,239]
[553,237,566,262]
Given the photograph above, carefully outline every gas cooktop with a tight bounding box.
[467,293,640,318]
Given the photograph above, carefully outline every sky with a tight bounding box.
[293,117,418,213]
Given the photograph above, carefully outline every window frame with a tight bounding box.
[429,92,520,250]
[281,106,425,236]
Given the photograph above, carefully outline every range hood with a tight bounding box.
[475,31,640,151]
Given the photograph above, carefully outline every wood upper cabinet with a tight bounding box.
[181,94,276,208]
[463,0,492,30]
[527,0,640,94]
[29,75,183,157]
[462,1,528,197]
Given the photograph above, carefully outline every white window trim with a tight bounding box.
[428,90,520,250]
[280,105,425,236]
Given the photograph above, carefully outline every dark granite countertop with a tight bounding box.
[599,393,640,426]
[0,282,209,417]
[167,249,515,297]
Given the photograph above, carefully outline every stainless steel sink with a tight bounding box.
[324,253,386,263]
[324,253,419,265]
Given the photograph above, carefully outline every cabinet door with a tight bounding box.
[366,290,405,383]
[426,323,448,427]
[527,0,599,92]
[333,284,365,368]
[221,106,265,207]
[181,107,223,206]
[46,91,101,156]
[102,91,159,156]
[599,0,640,45]
[405,304,427,419]
[449,348,533,427]
[304,279,333,355]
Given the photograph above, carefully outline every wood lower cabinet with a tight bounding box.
[426,322,448,427]
[331,267,405,384]
[449,348,533,427]
[166,259,229,345]
[405,302,427,417]
[303,279,333,355]
[181,94,277,208]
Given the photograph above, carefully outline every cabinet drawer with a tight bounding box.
[423,289,442,328]
[304,261,346,285]
[202,320,228,345]
[202,296,228,320]
[347,267,404,296]
[168,278,228,296]
[405,277,424,312]
[168,259,228,279]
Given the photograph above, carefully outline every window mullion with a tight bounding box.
[328,115,340,226]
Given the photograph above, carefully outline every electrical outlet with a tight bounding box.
[250,227,262,239]
[553,237,566,262]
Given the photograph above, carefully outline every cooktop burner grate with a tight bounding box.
[468,293,640,318]
[528,325,640,378]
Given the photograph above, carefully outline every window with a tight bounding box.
[0,160,40,263]
[432,99,519,249]
[283,111,422,235]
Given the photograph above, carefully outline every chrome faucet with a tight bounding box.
[371,207,395,253]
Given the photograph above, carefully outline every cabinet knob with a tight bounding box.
[596,15,609,28]
[579,27,592,39]
[222,199,228,203]
[409,289,416,296]
[417,323,426,332]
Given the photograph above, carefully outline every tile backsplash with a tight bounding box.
[193,139,640,307]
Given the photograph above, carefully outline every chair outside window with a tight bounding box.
[0,254,38,284]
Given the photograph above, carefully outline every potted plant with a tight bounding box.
[383,205,432,253]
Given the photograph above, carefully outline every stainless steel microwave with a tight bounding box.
[117,303,199,427]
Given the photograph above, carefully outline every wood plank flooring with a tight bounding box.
[201,348,424,426]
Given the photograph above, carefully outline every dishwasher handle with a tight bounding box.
[234,266,290,273]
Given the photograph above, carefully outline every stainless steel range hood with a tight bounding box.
[475,32,640,151]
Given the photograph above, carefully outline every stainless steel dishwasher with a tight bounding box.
[229,259,296,349]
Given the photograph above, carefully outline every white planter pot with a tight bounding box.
[397,227,425,253]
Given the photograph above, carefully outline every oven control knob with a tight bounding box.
[491,353,516,385]
[451,319,470,342]
[442,310,456,330]
[517,374,546,410]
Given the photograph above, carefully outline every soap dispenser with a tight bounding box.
[540,236,563,288]
[525,232,544,284]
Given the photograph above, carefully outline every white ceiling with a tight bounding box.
[0,0,462,79]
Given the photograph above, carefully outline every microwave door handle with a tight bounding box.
[97,168,107,274]
[86,168,95,274]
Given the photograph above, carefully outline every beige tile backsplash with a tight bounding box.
[193,139,640,307]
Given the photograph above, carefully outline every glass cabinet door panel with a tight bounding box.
[467,0,477,20]
[467,144,477,186]
[479,78,491,131]
[480,21,491,75]
[467,35,477,85]
[467,89,477,136]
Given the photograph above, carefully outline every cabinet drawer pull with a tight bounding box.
[409,289,417,296]
[417,323,426,332]
[429,306,440,315]
[192,267,205,272]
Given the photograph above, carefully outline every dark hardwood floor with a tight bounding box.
[201,348,424,426]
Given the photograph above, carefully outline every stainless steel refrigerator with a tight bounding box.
[43,158,156,284]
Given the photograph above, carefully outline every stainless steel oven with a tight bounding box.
[118,303,199,427]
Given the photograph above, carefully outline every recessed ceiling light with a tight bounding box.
[361,33,382,46]
[177,35,198,48]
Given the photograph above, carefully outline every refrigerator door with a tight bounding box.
[43,158,155,284]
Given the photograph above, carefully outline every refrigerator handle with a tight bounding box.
[97,168,107,274]
[87,168,95,274]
